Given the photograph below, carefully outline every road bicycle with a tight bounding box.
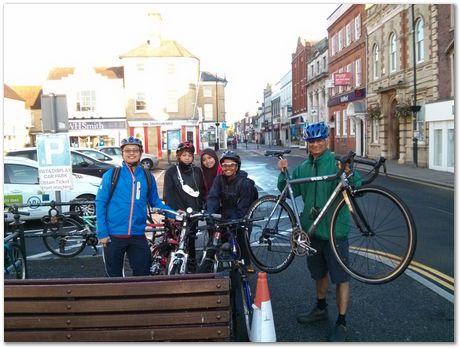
[4,206,29,279]
[245,150,417,284]
[40,200,99,257]
[196,214,254,342]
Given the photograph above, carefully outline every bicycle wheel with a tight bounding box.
[230,268,252,342]
[330,185,417,284]
[4,242,27,279]
[245,195,296,273]
[42,218,87,257]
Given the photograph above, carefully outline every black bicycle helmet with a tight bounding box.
[303,121,329,142]
[176,141,195,155]
[120,136,143,151]
[220,150,241,170]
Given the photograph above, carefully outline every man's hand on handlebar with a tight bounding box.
[278,159,288,172]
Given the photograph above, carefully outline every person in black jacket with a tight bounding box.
[163,141,205,272]
[202,150,256,273]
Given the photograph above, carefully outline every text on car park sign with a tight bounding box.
[37,133,73,191]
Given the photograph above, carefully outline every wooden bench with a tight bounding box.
[4,273,231,342]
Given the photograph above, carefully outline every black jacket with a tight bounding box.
[163,163,205,212]
[207,170,254,220]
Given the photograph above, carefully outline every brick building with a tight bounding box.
[327,4,367,155]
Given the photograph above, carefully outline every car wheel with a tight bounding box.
[140,158,153,170]
[70,194,96,216]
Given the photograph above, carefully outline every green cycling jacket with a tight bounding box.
[277,149,362,240]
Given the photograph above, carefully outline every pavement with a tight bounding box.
[153,143,454,198]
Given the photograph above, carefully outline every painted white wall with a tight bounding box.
[4,97,31,150]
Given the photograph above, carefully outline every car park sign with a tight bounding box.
[37,133,73,191]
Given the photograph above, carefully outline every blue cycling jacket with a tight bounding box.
[96,162,172,239]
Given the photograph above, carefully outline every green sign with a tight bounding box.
[4,195,23,204]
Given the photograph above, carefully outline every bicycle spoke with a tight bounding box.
[246,196,295,273]
[331,186,416,284]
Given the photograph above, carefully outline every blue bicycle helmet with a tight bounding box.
[121,136,143,151]
[303,121,329,142]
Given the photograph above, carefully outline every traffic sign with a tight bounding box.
[36,133,73,191]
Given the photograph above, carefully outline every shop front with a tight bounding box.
[128,120,200,160]
[68,119,126,148]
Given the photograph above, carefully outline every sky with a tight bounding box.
[4,2,338,123]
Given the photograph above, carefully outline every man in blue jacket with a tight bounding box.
[96,137,173,277]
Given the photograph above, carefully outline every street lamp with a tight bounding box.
[215,73,220,151]
[257,101,264,148]
[411,4,419,167]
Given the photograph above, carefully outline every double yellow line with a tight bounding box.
[350,247,454,291]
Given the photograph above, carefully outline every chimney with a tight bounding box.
[147,10,162,49]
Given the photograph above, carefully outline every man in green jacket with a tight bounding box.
[277,121,361,342]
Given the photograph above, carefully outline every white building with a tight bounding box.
[4,84,31,151]
[120,11,201,158]
[42,66,126,148]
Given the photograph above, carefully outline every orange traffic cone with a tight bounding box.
[249,272,276,342]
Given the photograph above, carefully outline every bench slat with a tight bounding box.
[5,295,230,314]
[5,310,231,329]
[4,326,231,342]
[4,278,230,298]
[4,274,233,342]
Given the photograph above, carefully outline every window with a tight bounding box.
[338,28,344,51]
[135,92,146,111]
[416,18,425,63]
[331,34,337,56]
[316,61,320,75]
[76,90,96,112]
[323,56,327,70]
[346,22,352,46]
[204,103,213,121]
[203,86,212,97]
[354,14,361,40]
[447,128,455,168]
[335,110,341,136]
[350,116,356,136]
[372,119,379,143]
[416,105,425,142]
[346,64,352,91]
[342,109,347,136]
[355,58,361,87]
[389,33,397,73]
[167,90,178,113]
[373,44,380,80]
[5,164,38,185]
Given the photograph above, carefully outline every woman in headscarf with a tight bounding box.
[200,148,222,198]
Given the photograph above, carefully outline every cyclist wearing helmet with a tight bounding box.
[163,141,205,272]
[277,121,361,342]
[202,150,257,273]
[96,136,174,277]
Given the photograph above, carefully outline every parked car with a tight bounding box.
[74,147,122,166]
[5,148,116,178]
[4,156,101,220]
[97,146,159,170]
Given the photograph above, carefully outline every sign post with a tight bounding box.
[40,93,70,202]
[37,134,73,191]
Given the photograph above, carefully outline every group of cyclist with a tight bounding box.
[95,121,354,341]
